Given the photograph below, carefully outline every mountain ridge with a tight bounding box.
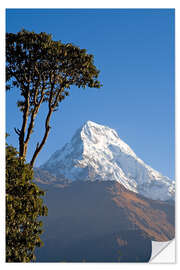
[39,120,175,201]
[35,180,175,262]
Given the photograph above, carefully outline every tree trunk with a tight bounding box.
[19,91,30,158]
[30,108,53,167]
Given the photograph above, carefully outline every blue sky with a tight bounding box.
[6,9,175,179]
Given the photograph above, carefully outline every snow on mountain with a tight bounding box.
[40,120,175,201]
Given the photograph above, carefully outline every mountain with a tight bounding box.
[35,181,175,262]
[39,120,175,201]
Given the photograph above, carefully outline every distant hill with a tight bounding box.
[35,181,174,262]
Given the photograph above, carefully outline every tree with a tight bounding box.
[6,142,48,262]
[6,29,102,166]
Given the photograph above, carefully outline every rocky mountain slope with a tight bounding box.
[35,181,175,262]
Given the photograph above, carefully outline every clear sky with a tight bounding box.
[6,9,175,179]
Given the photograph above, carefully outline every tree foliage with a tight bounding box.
[6,29,102,166]
[6,143,48,262]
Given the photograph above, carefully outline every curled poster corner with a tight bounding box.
[150,239,175,263]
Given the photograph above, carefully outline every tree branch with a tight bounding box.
[14,128,21,136]
[30,108,52,167]
[52,76,68,108]
[52,87,64,108]
[30,78,68,166]
[18,87,30,157]
[23,78,45,157]
[30,80,54,167]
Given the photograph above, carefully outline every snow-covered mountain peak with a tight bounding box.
[81,120,120,142]
[80,120,136,158]
[40,121,175,201]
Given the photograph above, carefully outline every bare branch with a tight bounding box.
[14,128,21,136]
[23,77,46,157]
[18,88,30,157]
[52,75,68,108]
[52,87,63,108]
[30,80,54,166]
[30,109,52,167]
